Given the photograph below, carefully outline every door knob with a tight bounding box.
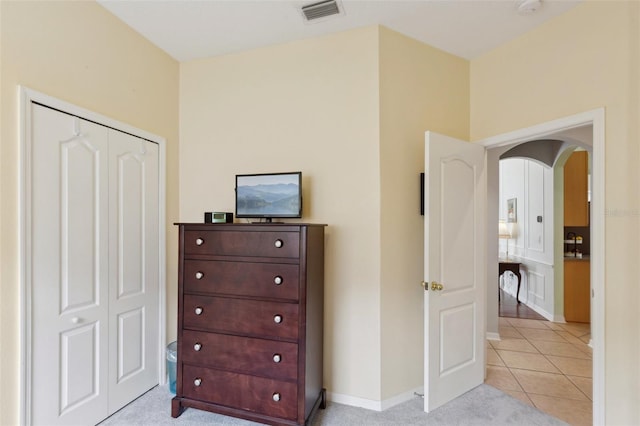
[420,281,427,290]
[431,281,444,291]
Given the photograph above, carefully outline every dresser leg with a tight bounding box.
[171,397,185,418]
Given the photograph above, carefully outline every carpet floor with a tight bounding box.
[100,384,566,426]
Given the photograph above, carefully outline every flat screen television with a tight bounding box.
[235,172,302,222]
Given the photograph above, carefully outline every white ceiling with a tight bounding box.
[97,0,581,62]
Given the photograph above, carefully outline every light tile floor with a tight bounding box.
[486,317,592,426]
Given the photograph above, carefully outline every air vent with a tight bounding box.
[301,0,341,21]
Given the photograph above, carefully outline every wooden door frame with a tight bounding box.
[477,108,605,425]
[18,86,167,425]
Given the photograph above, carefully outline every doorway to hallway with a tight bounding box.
[480,109,603,425]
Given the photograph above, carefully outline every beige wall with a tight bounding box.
[179,27,384,401]
[471,1,640,424]
[180,24,471,405]
[0,1,179,424]
[378,27,469,399]
[4,0,639,422]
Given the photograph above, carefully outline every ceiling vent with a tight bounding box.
[516,0,543,15]
[301,0,342,22]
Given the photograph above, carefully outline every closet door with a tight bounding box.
[30,104,160,425]
[31,105,110,425]
[107,130,159,412]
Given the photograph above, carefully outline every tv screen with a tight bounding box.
[235,172,302,221]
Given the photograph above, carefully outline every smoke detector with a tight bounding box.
[516,0,542,15]
[301,0,344,22]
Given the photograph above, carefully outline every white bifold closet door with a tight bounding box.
[30,103,159,425]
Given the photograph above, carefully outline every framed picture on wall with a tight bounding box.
[507,198,517,223]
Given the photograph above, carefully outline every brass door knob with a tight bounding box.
[421,281,428,290]
[431,281,444,291]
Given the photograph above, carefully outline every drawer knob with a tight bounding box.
[274,276,283,285]
[273,314,283,324]
[194,378,202,387]
[195,271,204,280]
[273,354,282,363]
[272,392,281,402]
[274,239,283,248]
[195,307,203,315]
[194,343,202,351]
[195,238,204,246]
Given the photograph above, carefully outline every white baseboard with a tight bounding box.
[328,386,423,412]
[327,391,383,411]
[553,315,567,323]
[527,303,553,321]
[486,332,501,341]
[508,295,553,321]
[380,387,424,410]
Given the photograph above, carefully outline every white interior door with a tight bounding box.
[30,103,160,425]
[108,130,159,412]
[424,131,486,412]
[31,105,110,425]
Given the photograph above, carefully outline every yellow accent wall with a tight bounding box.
[471,1,640,423]
[0,2,179,424]
[378,27,469,399]
[179,25,470,403]
[180,26,384,401]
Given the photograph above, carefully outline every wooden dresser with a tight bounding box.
[172,223,326,426]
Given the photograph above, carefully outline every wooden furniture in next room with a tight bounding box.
[564,150,589,226]
[499,260,522,303]
[172,223,326,426]
[564,258,591,323]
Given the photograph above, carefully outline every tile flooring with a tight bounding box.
[486,316,592,426]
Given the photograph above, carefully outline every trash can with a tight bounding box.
[166,341,177,394]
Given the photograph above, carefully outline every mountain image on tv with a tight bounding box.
[236,175,301,216]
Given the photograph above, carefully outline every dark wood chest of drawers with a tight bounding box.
[171,223,326,426]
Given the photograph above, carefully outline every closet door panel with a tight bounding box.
[31,104,110,426]
[108,130,160,413]
[61,138,102,310]
[30,103,161,425]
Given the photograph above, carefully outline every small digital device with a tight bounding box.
[204,212,233,223]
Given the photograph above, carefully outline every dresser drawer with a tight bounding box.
[181,330,298,381]
[182,364,298,420]
[184,295,299,340]
[184,230,300,258]
[184,260,299,301]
